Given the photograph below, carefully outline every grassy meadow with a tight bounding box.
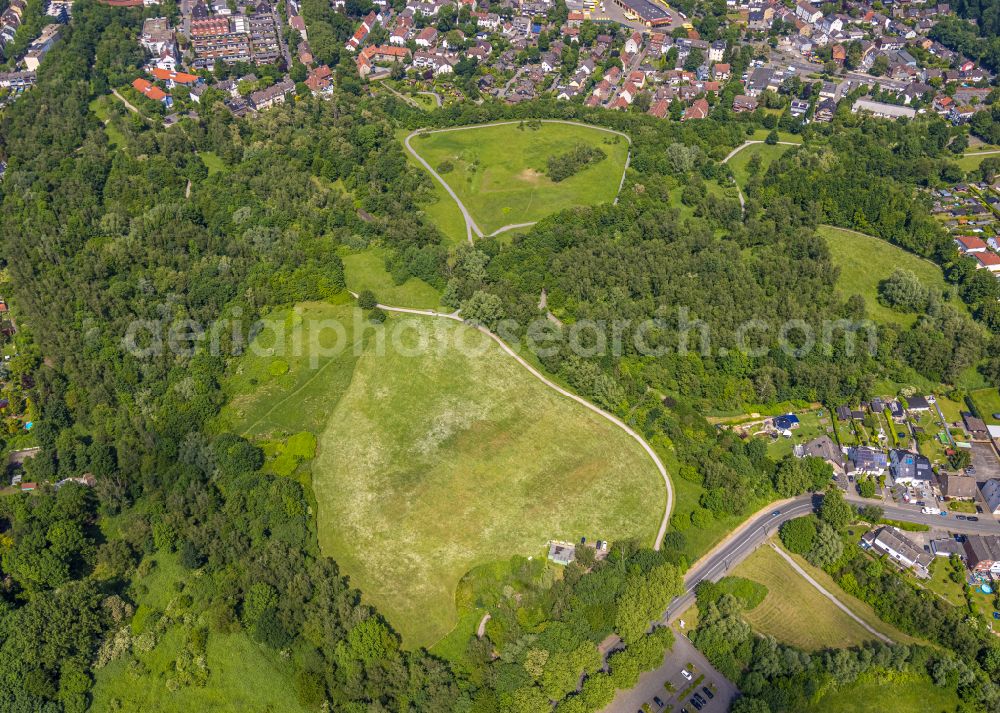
[732,545,876,650]
[216,301,665,650]
[90,554,308,713]
[728,142,793,187]
[408,122,629,235]
[804,673,960,712]
[819,226,965,328]
[312,314,664,648]
[341,247,443,309]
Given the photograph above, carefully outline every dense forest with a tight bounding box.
[0,0,999,711]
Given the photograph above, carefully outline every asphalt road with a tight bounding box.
[605,491,1000,711]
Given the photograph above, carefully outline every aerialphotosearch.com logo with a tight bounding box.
[120,306,879,366]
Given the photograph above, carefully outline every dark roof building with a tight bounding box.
[962,411,989,440]
[865,526,932,576]
[939,472,979,500]
[773,414,800,430]
[795,435,845,472]
[889,449,933,484]
[848,446,888,474]
[964,534,1000,573]
[905,395,930,411]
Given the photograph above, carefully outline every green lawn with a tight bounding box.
[728,143,793,187]
[765,408,835,459]
[748,129,804,144]
[341,247,443,309]
[89,96,126,149]
[198,151,227,175]
[407,122,629,235]
[819,226,965,328]
[969,387,1000,426]
[957,150,1000,173]
[398,128,469,245]
[732,545,876,650]
[804,673,959,712]
[311,313,664,648]
[90,554,308,713]
[213,301,363,440]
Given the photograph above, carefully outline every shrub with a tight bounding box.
[779,516,816,555]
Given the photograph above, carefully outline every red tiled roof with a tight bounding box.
[956,235,988,250]
[150,68,199,84]
[975,251,1000,267]
[132,78,167,102]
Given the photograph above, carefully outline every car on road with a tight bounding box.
[653,695,664,708]
[916,501,925,506]
[681,669,693,681]
[702,686,714,699]
[922,506,940,515]
[958,515,968,521]
[771,510,781,516]
[970,516,980,522]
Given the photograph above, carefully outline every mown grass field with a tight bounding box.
[408,122,629,235]
[341,247,443,309]
[312,314,664,648]
[728,142,793,187]
[90,554,308,713]
[957,150,1000,173]
[732,545,876,650]
[819,226,965,328]
[804,673,959,712]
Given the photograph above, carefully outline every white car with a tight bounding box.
[681,669,693,681]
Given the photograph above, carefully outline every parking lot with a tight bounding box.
[971,443,1000,483]
[604,633,736,713]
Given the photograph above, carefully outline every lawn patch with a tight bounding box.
[729,142,793,188]
[804,672,959,712]
[731,545,878,650]
[819,226,965,328]
[341,247,443,309]
[407,122,629,234]
[969,387,1000,426]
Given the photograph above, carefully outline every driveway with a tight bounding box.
[602,631,738,713]
[971,442,1000,483]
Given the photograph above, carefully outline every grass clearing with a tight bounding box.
[213,301,364,440]
[90,554,308,713]
[312,314,664,648]
[731,544,876,650]
[407,122,629,234]
[819,226,965,328]
[341,247,443,309]
[748,129,804,143]
[198,151,227,175]
[804,672,959,712]
[783,548,925,646]
[729,142,793,187]
[969,387,1000,426]
[89,96,126,149]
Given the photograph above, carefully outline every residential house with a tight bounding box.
[847,446,888,475]
[974,251,1000,273]
[889,449,933,486]
[939,472,979,501]
[794,435,845,473]
[852,98,915,119]
[980,479,1000,515]
[733,94,758,112]
[962,412,989,441]
[415,26,438,47]
[795,0,822,24]
[864,526,932,577]
[131,78,171,107]
[682,98,709,121]
[963,534,1000,573]
[249,77,294,110]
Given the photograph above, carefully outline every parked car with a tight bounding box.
[681,669,693,681]
[690,698,703,711]
[970,516,980,522]
[653,696,664,708]
[694,693,706,705]
[957,515,968,521]
[702,686,714,699]
[916,501,926,506]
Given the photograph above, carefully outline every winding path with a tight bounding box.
[404,120,633,244]
[349,291,674,550]
[721,139,800,211]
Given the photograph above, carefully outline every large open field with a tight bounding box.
[819,226,964,328]
[217,302,665,649]
[407,122,629,235]
[313,314,663,647]
[732,544,876,650]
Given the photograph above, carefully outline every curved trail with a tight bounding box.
[722,139,800,211]
[349,291,674,550]
[404,119,633,244]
